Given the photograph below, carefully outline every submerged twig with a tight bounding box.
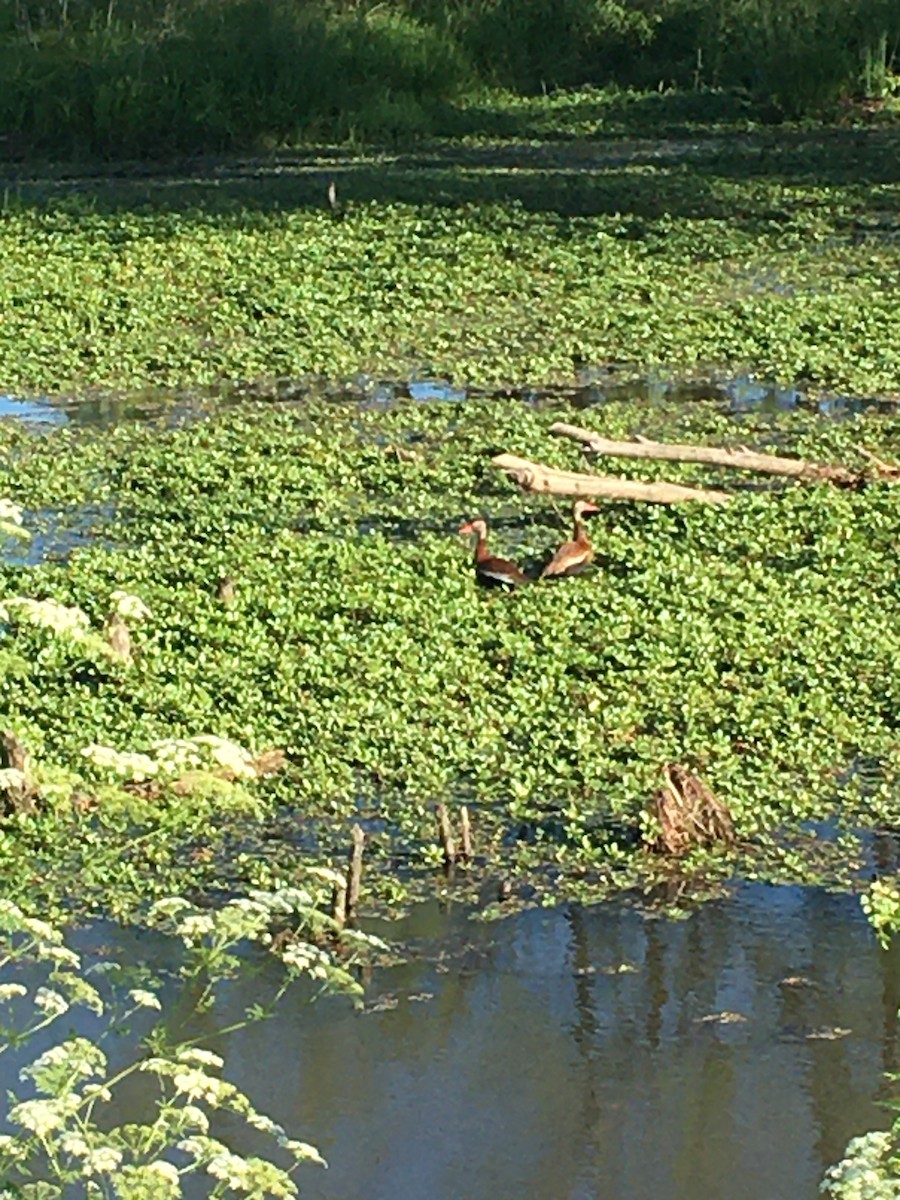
[459,805,473,862]
[437,802,456,867]
[346,824,365,921]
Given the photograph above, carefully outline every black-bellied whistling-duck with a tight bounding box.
[459,519,529,589]
[541,500,601,579]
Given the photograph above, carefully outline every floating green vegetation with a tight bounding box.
[0,124,898,397]
[1,393,899,919]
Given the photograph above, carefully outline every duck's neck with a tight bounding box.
[472,531,490,563]
[573,515,588,545]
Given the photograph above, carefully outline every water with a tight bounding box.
[1,504,112,566]
[0,392,67,427]
[0,374,897,431]
[11,884,880,1200]
[224,885,895,1200]
[1,886,895,1196]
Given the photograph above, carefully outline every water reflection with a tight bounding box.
[0,393,67,427]
[205,885,896,1200]
[0,885,894,1198]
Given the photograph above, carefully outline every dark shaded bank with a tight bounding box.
[0,0,897,158]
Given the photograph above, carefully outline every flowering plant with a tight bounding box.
[0,887,377,1198]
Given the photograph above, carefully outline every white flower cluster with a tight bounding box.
[9,1092,80,1137]
[109,590,153,622]
[0,768,27,793]
[822,1131,900,1199]
[21,1037,107,1092]
[0,498,27,541]
[0,498,24,527]
[33,987,69,1018]
[114,1160,182,1199]
[152,735,257,779]
[82,734,258,783]
[82,743,159,781]
[128,987,162,1011]
[177,1137,299,1197]
[0,596,90,637]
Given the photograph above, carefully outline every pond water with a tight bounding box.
[20,883,891,1200]
[237,884,895,1200]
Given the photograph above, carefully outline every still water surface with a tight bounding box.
[196,884,897,1200]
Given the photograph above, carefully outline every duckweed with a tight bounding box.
[1,393,899,917]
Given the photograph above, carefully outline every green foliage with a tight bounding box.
[0,0,469,156]
[1,397,900,913]
[414,0,654,93]
[0,888,374,1198]
[861,879,900,949]
[0,128,899,397]
[822,1130,900,1197]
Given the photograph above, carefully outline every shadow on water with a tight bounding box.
[7,884,896,1200]
[2,119,898,226]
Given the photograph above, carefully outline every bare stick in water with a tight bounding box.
[347,823,365,920]
[459,806,473,862]
[437,803,456,867]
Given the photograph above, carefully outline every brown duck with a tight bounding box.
[541,501,601,578]
[459,519,528,589]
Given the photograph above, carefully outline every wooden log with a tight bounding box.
[437,802,456,867]
[0,731,38,816]
[491,453,731,505]
[549,423,858,485]
[346,823,365,921]
[459,806,473,862]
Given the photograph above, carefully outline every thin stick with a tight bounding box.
[492,453,732,504]
[549,423,858,485]
[437,803,456,867]
[330,877,347,932]
[459,806,473,862]
[346,824,365,921]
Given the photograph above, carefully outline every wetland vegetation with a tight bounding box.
[2,393,900,922]
[1,2,900,1194]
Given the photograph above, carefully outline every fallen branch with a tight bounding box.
[0,731,39,816]
[856,446,900,481]
[346,824,365,921]
[491,453,731,505]
[549,423,858,485]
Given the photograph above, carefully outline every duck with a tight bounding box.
[459,519,528,589]
[541,500,601,579]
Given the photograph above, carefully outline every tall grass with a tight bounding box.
[0,0,897,157]
[0,0,470,156]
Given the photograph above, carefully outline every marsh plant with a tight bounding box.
[819,888,900,1198]
[0,884,377,1198]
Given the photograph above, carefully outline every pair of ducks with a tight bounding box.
[459,500,600,588]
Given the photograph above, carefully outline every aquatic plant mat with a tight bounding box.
[0,388,897,920]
